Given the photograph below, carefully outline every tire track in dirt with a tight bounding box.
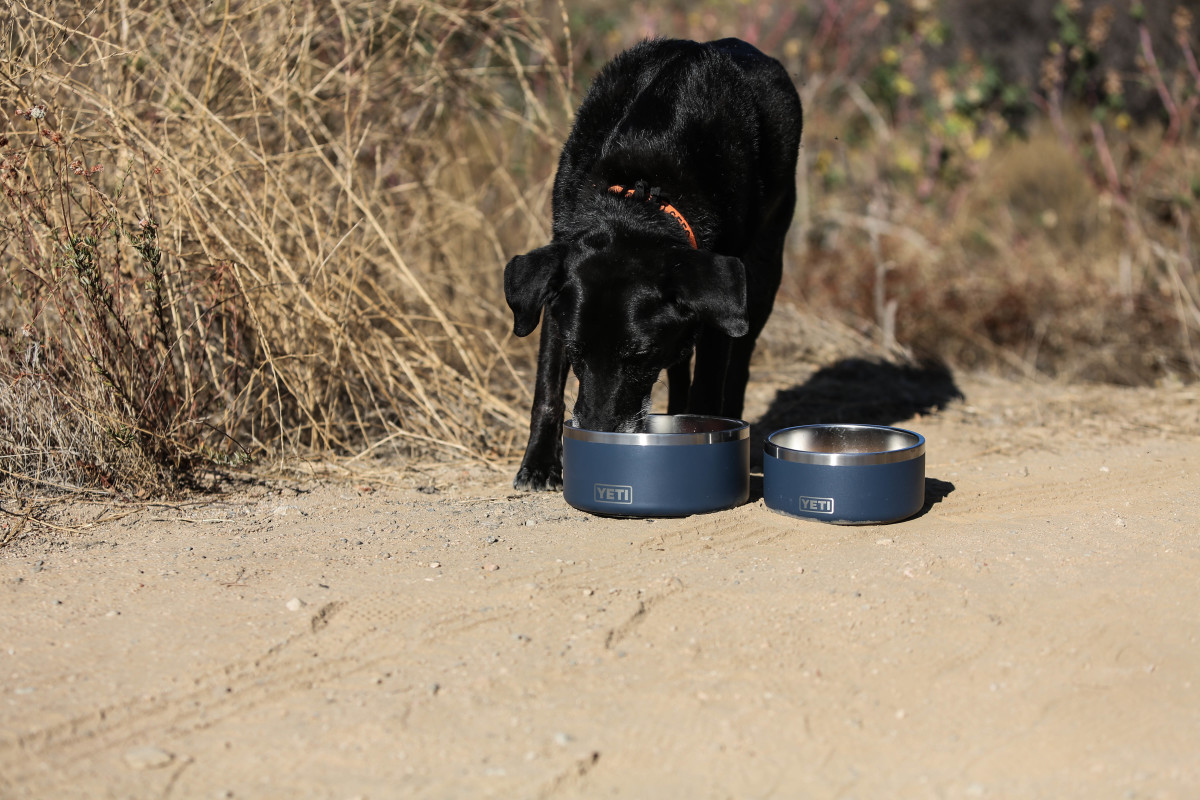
[0,590,522,794]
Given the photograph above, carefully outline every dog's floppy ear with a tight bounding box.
[504,242,566,337]
[674,251,749,338]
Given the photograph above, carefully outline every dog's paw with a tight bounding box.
[513,463,563,492]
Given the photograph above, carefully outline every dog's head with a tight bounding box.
[504,232,747,432]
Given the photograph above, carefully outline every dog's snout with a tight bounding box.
[571,408,644,433]
[571,370,644,432]
[572,373,654,433]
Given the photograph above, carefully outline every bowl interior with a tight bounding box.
[564,414,748,445]
[638,415,744,435]
[770,424,921,455]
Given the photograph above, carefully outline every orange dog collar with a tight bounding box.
[608,184,698,249]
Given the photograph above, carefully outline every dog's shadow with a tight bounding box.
[748,357,963,513]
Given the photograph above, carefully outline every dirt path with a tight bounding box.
[3,370,1199,798]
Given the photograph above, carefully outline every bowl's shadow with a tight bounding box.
[747,357,964,513]
[914,477,956,518]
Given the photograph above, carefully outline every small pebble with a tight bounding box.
[105,610,120,618]
[285,598,304,611]
[525,519,536,527]
[484,564,499,571]
[553,732,572,746]
[582,588,594,596]
[123,745,174,770]
[429,562,441,569]
[1115,518,1126,528]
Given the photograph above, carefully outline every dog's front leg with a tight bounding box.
[689,329,733,416]
[514,313,570,491]
[666,359,691,415]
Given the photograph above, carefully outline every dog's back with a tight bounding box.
[552,38,802,253]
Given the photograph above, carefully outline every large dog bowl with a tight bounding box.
[563,415,749,517]
[763,424,925,524]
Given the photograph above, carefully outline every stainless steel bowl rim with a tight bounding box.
[564,414,749,446]
[765,424,926,466]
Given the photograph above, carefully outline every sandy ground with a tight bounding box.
[2,364,1200,799]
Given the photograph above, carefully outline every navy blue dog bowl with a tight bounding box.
[763,424,926,524]
[563,415,749,517]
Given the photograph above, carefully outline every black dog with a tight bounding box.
[504,37,802,491]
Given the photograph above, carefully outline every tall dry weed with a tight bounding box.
[1,0,571,494]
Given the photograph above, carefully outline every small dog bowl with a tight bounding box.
[763,424,926,524]
[563,415,749,517]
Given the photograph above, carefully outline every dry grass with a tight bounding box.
[1,0,571,494]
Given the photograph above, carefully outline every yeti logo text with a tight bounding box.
[594,484,633,504]
[799,496,835,514]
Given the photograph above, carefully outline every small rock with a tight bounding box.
[525,519,537,527]
[123,745,174,770]
[429,562,441,569]
[582,588,594,596]
[105,610,120,618]
[553,732,572,746]
[285,597,304,611]
[1115,517,1126,528]
[484,564,499,571]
